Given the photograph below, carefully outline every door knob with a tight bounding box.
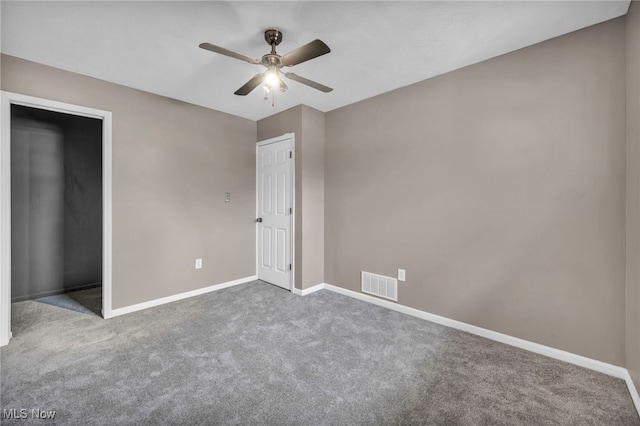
[256,218,262,223]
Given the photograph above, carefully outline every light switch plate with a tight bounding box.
[225,192,231,203]
[398,268,406,282]
[195,258,203,269]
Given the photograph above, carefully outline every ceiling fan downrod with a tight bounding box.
[264,28,283,55]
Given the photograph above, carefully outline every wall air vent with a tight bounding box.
[361,271,398,302]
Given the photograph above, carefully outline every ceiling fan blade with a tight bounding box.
[199,42,261,65]
[283,72,333,93]
[234,73,265,96]
[281,39,331,67]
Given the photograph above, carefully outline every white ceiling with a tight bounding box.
[1,1,631,121]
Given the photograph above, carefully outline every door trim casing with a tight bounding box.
[256,133,295,291]
[0,91,113,346]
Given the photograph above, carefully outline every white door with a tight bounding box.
[257,134,293,290]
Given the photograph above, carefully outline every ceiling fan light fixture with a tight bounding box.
[200,29,332,98]
[265,66,279,88]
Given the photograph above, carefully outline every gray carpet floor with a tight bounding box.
[34,286,102,317]
[1,280,638,425]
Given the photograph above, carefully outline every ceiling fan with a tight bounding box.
[199,29,333,97]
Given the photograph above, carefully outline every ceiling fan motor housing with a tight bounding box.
[262,54,282,68]
[264,29,283,47]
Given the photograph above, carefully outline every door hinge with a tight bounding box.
[289,264,292,271]
[289,207,292,214]
[289,151,293,159]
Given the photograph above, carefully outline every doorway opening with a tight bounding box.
[1,92,113,346]
[11,105,103,316]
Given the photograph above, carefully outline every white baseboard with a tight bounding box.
[292,283,324,296]
[623,369,640,415]
[322,283,626,377]
[297,282,640,416]
[105,275,257,318]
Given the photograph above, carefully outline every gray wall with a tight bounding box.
[1,54,257,309]
[257,105,325,290]
[62,111,103,288]
[627,0,640,391]
[325,18,627,366]
[300,107,325,289]
[10,118,64,301]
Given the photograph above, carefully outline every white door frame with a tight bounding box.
[0,91,113,346]
[256,133,295,291]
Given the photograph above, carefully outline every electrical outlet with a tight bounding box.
[195,258,202,269]
[225,192,231,203]
[398,268,406,282]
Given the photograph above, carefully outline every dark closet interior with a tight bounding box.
[10,105,103,307]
